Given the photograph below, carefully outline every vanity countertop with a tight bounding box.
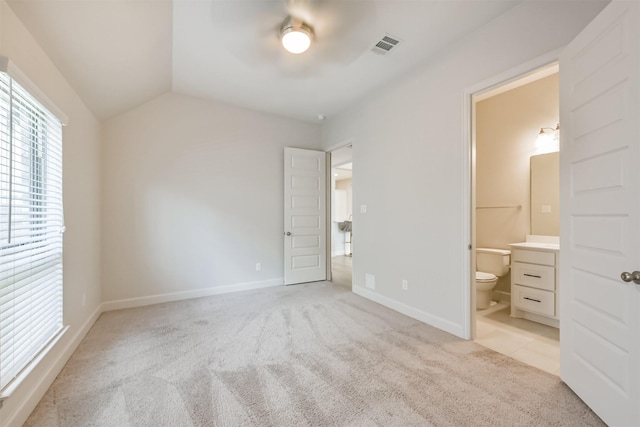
[509,235,559,252]
[509,241,559,251]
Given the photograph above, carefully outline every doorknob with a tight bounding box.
[285,232,291,236]
[620,271,640,284]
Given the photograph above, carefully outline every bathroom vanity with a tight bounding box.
[509,235,559,328]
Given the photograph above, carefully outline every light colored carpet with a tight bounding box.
[25,281,604,426]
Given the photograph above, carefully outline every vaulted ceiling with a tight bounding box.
[7,0,524,122]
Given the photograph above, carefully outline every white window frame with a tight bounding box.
[0,57,68,406]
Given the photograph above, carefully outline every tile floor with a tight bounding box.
[330,256,560,376]
[475,302,560,375]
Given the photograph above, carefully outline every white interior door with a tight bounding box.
[284,147,327,285]
[560,1,640,425]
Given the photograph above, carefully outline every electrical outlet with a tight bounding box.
[360,204,367,214]
[256,263,261,271]
[402,280,408,290]
[541,205,552,213]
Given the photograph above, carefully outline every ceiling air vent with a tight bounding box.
[371,34,401,55]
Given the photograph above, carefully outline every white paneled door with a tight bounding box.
[560,1,640,425]
[284,147,327,285]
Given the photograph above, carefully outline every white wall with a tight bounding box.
[101,93,321,305]
[320,1,607,337]
[336,178,353,220]
[0,1,102,425]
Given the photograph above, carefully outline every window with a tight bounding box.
[0,70,64,393]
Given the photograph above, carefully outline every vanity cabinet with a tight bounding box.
[509,243,559,328]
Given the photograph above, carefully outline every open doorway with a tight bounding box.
[471,63,560,375]
[330,144,353,289]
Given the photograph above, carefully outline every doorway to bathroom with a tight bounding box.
[470,62,560,375]
[330,144,353,289]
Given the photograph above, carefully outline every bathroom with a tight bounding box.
[473,64,560,375]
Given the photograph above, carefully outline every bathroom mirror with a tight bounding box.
[530,152,559,236]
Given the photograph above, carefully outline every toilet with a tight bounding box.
[475,248,511,309]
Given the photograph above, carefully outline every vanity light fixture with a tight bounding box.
[538,123,560,140]
[280,16,314,54]
[536,123,560,153]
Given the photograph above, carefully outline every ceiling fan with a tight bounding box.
[208,0,379,76]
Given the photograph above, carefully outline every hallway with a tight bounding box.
[331,255,352,289]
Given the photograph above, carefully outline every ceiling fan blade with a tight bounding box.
[309,0,379,65]
[209,2,285,66]
[208,0,379,76]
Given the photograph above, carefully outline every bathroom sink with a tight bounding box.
[338,221,352,232]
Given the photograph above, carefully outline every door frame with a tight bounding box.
[462,49,562,340]
[324,138,355,284]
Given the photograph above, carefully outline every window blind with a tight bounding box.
[0,71,63,392]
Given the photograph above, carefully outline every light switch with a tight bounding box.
[360,204,367,214]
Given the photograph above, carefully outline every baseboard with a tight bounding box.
[493,290,511,303]
[102,278,284,312]
[4,304,102,427]
[331,250,346,257]
[352,285,465,338]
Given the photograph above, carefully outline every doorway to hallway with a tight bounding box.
[331,255,352,289]
[329,144,353,289]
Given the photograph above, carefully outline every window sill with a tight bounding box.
[0,325,69,409]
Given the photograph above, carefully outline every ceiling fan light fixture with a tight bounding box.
[280,17,313,54]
